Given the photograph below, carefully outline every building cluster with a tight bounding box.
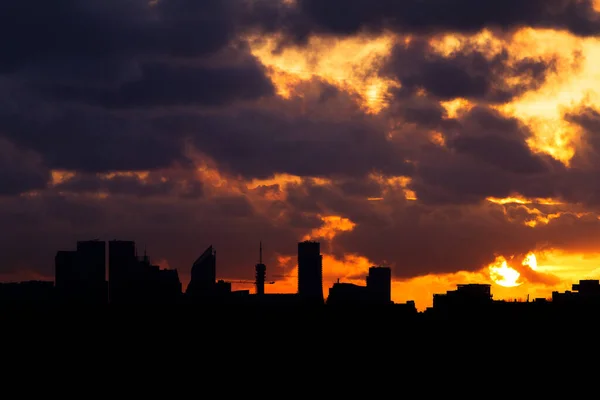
[182,240,395,305]
[0,239,396,306]
[55,240,182,304]
[1,238,600,317]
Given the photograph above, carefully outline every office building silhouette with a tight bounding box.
[0,281,54,305]
[135,250,182,303]
[553,279,600,306]
[432,283,493,314]
[55,240,106,304]
[186,245,217,300]
[255,242,266,296]
[76,240,107,304]
[327,266,392,305]
[297,241,324,304]
[367,266,392,304]
[109,240,137,304]
[327,280,370,305]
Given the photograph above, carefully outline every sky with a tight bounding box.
[5,0,600,310]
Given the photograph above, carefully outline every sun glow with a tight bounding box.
[488,256,523,288]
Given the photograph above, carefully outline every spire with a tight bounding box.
[259,241,263,264]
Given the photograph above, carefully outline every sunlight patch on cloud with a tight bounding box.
[50,170,76,186]
[496,28,600,166]
[247,32,400,114]
[430,28,586,166]
[486,195,563,205]
[369,174,417,201]
[303,215,356,241]
[440,98,474,119]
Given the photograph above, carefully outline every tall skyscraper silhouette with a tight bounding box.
[367,266,392,304]
[186,245,217,299]
[76,240,107,304]
[109,240,137,304]
[297,241,324,304]
[255,242,266,296]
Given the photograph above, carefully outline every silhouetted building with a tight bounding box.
[136,251,183,304]
[54,240,107,304]
[366,266,392,304]
[552,280,600,306]
[326,266,393,305]
[109,240,137,304]
[397,300,417,314]
[76,240,107,304]
[327,281,369,305]
[433,284,492,314]
[256,242,266,296]
[0,281,55,305]
[215,280,232,295]
[297,241,324,304]
[228,293,302,305]
[186,245,217,300]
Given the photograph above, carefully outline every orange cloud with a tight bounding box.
[303,215,356,241]
[247,32,400,114]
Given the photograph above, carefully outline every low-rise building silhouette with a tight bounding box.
[55,240,106,305]
[432,284,493,314]
[327,266,393,305]
[552,280,600,306]
[0,281,55,305]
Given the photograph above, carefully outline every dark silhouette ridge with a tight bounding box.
[2,237,600,327]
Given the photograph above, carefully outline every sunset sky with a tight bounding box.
[5,0,600,310]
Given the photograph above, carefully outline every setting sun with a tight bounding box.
[489,257,523,288]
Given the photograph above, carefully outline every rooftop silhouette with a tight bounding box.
[1,238,600,325]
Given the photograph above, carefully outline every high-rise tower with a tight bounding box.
[186,245,217,298]
[255,241,266,295]
[366,266,392,304]
[297,240,324,303]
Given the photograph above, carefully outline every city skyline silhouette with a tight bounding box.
[3,237,600,325]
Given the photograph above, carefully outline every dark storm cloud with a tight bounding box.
[0,137,49,195]
[565,106,600,165]
[0,0,237,73]
[176,108,414,179]
[547,106,600,207]
[1,0,274,111]
[384,39,557,104]
[390,98,448,129]
[446,107,551,174]
[0,0,277,175]
[0,106,187,173]
[41,61,274,109]
[408,106,564,205]
[271,0,600,38]
[53,171,204,199]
